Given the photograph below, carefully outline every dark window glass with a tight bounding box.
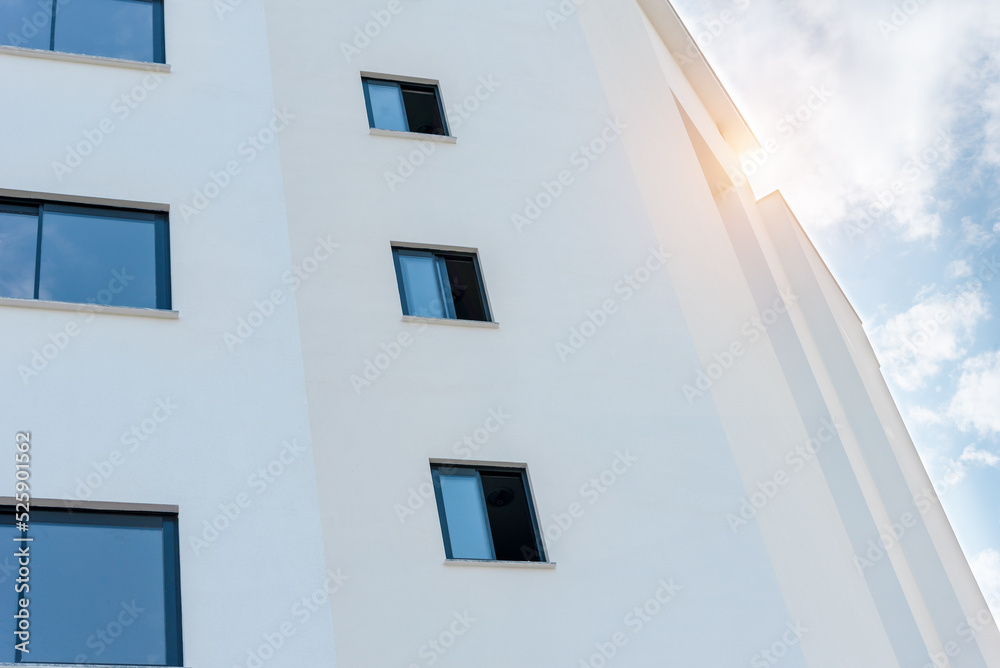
[392,247,490,322]
[0,508,182,665]
[0,0,53,50]
[400,84,446,135]
[1,0,164,63]
[442,254,488,322]
[479,471,543,562]
[363,78,449,136]
[431,465,544,563]
[0,207,40,300]
[0,197,171,310]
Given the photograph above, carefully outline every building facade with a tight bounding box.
[0,0,998,666]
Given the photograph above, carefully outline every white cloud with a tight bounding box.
[670,0,1000,243]
[962,217,996,249]
[970,549,1000,615]
[908,405,944,426]
[869,285,989,391]
[948,350,1000,435]
[959,445,1000,467]
[938,445,1000,491]
[946,259,974,279]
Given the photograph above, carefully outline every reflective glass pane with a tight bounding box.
[27,518,167,665]
[438,474,493,560]
[0,211,38,299]
[366,81,408,132]
[0,0,53,50]
[39,209,159,308]
[53,0,155,62]
[397,252,449,318]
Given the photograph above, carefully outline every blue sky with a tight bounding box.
[671,0,1000,607]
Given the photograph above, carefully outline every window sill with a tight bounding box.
[369,128,457,143]
[0,45,170,72]
[402,315,498,329]
[0,297,178,320]
[444,559,556,570]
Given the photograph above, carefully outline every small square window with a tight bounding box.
[392,247,491,322]
[0,0,166,63]
[0,505,182,665]
[0,198,171,310]
[363,77,448,136]
[431,464,545,562]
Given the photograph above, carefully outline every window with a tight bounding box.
[0,505,182,665]
[0,198,171,310]
[431,464,545,562]
[363,77,448,136]
[1,0,166,63]
[392,247,491,322]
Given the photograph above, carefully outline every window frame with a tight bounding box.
[0,502,183,666]
[391,245,492,323]
[430,463,547,563]
[3,0,166,64]
[0,196,172,310]
[362,76,450,137]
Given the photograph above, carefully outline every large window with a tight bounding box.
[431,464,545,563]
[392,247,491,322]
[0,0,166,63]
[0,505,182,665]
[363,77,448,136]
[0,198,171,310]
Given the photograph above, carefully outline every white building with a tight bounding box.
[0,0,997,666]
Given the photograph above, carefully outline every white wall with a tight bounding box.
[0,2,338,666]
